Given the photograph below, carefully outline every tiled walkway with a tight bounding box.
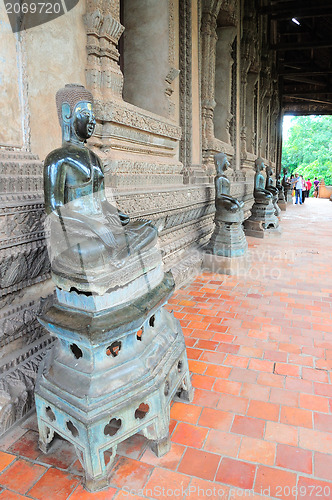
[0,198,331,499]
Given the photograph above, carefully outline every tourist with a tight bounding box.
[301,175,306,203]
[290,174,295,200]
[306,178,312,197]
[314,178,319,198]
[291,173,303,204]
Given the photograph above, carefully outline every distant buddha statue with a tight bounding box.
[276,174,283,191]
[44,84,158,293]
[282,168,291,200]
[265,164,281,216]
[253,158,273,203]
[265,165,278,196]
[244,157,279,236]
[276,173,286,210]
[205,153,247,259]
[276,173,285,199]
[214,152,244,223]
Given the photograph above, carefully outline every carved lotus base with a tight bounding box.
[35,273,193,492]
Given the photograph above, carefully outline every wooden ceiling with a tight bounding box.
[262,0,332,115]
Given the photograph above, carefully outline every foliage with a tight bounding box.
[282,115,332,185]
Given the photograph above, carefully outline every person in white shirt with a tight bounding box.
[291,173,303,205]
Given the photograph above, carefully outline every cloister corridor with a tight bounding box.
[0,198,331,500]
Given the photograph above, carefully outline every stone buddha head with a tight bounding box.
[214,153,230,175]
[265,164,273,178]
[56,84,96,144]
[255,157,265,173]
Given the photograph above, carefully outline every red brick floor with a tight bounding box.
[0,198,331,499]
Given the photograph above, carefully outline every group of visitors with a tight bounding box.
[289,174,319,204]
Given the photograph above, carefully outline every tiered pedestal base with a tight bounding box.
[203,218,249,275]
[35,273,193,492]
[277,190,287,211]
[206,220,248,258]
[244,200,279,238]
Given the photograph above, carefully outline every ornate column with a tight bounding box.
[214,26,236,145]
[84,0,103,98]
[201,10,218,154]
[100,12,124,99]
[240,65,251,159]
[240,8,260,159]
[257,70,268,158]
[245,72,259,154]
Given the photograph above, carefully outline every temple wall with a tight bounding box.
[0,0,283,435]
[0,4,54,435]
[24,2,87,160]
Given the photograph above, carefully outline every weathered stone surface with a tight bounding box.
[0,149,52,436]
[203,252,251,276]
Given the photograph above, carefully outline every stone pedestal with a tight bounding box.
[244,199,279,238]
[206,219,248,258]
[278,200,287,211]
[35,273,192,492]
[203,252,251,276]
[272,194,281,217]
[277,188,287,211]
[203,204,249,275]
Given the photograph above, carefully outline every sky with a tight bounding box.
[282,115,294,140]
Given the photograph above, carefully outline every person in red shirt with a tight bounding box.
[306,178,312,198]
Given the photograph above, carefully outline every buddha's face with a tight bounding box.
[72,102,96,140]
[215,155,229,174]
[256,162,263,172]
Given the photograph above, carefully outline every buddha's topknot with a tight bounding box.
[55,84,93,124]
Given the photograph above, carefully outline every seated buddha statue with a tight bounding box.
[276,174,282,192]
[265,165,279,197]
[253,158,273,204]
[44,84,158,294]
[214,153,244,223]
[282,168,291,198]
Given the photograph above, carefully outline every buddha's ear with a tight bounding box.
[61,103,71,142]
[61,103,71,121]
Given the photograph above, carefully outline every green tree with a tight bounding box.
[282,115,332,185]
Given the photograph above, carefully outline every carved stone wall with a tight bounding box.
[0,150,52,435]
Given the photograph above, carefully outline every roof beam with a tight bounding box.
[260,4,332,18]
[284,96,332,105]
[272,40,332,51]
[283,90,332,95]
[279,70,332,76]
[282,75,327,85]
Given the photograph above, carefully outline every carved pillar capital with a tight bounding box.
[84,0,124,100]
